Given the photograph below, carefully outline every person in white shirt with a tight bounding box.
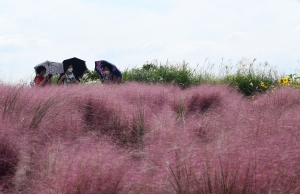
[58,65,80,85]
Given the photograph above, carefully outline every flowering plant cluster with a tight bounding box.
[250,74,300,99]
[278,74,300,87]
[257,74,300,93]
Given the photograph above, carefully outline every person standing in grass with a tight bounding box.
[57,64,80,85]
[33,66,52,87]
[95,60,122,84]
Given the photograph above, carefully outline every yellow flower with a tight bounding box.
[283,77,289,84]
[260,82,268,89]
[279,78,284,85]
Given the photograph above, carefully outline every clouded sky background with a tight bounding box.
[0,0,300,83]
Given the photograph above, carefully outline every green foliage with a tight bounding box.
[223,62,278,96]
[123,61,205,88]
[51,75,60,85]
[224,73,275,96]
[123,59,280,96]
[80,70,101,83]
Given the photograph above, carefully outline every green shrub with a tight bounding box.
[80,70,100,83]
[51,75,60,85]
[123,61,200,88]
[123,59,280,95]
[222,61,278,96]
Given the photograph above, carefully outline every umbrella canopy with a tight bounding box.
[62,57,88,79]
[34,61,64,76]
[95,60,122,82]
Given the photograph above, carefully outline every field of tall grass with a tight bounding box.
[1,81,300,193]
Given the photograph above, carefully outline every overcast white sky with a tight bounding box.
[0,0,300,83]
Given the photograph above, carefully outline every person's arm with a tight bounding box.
[46,75,53,85]
[41,75,52,86]
[35,76,47,86]
[38,77,47,86]
[58,75,66,85]
[112,75,118,83]
[46,78,52,85]
[72,77,80,85]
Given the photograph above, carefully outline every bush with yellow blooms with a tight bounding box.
[278,74,300,88]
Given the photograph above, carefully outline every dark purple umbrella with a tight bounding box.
[95,60,122,83]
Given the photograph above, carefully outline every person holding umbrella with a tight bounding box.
[32,60,64,86]
[33,66,52,87]
[95,60,122,84]
[57,64,80,85]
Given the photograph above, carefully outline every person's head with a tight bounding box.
[65,65,73,74]
[36,66,46,76]
[104,66,111,74]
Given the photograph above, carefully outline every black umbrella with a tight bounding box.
[62,57,88,79]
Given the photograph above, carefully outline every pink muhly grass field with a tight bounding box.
[0,83,300,193]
